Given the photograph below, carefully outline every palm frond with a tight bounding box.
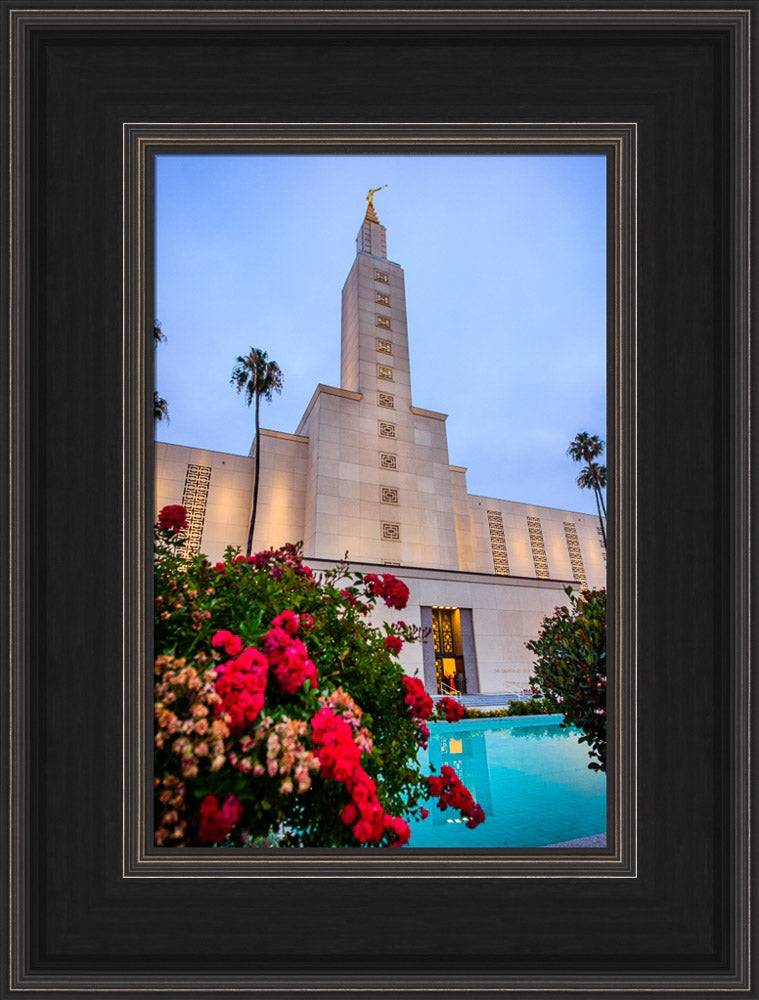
[576,461,606,490]
[567,431,604,464]
[154,392,169,422]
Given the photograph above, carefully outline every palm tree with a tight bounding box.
[567,432,607,546]
[567,431,603,468]
[576,462,607,547]
[231,348,284,556]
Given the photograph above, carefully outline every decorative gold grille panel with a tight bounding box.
[486,509,510,575]
[375,270,389,283]
[181,463,212,556]
[527,515,549,579]
[440,615,454,655]
[377,364,393,380]
[378,421,396,438]
[381,486,399,504]
[433,609,455,657]
[379,452,397,469]
[563,522,587,588]
[375,292,390,305]
[381,522,400,541]
[376,338,392,354]
[376,315,391,330]
[377,392,394,408]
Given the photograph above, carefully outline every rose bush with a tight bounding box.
[525,585,607,771]
[154,506,484,847]
[439,696,466,724]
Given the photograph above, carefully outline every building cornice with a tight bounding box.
[295,383,362,434]
[356,249,402,268]
[409,404,447,421]
[304,556,575,591]
[260,428,309,444]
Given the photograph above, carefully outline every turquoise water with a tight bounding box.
[406,715,607,848]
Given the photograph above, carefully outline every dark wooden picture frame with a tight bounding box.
[3,3,754,996]
[140,126,622,864]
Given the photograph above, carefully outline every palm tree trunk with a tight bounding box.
[593,486,607,549]
[247,393,261,557]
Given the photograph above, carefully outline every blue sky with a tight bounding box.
[155,154,606,516]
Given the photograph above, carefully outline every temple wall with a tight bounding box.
[308,558,570,694]
[466,495,607,590]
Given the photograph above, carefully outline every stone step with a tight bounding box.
[434,692,530,708]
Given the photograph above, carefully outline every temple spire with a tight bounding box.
[365,184,387,223]
[356,186,388,258]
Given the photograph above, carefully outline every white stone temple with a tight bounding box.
[156,197,606,697]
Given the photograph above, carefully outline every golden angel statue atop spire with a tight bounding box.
[366,184,387,210]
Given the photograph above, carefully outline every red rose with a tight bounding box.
[402,675,433,720]
[211,630,243,657]
[157,504,188,534]
[340,803,358,826]
[362,572,410,611]
[271,610,299,635]
[214,647,268,733]
[221,794,244,826]
[353,819,373,844]
[263,628,317,694]
[381,574,410,611]
[383,635,403,655]
[427,776,443,797]
[197,793,243,844]
[439,696,465,723]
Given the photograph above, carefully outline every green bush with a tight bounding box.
[505,697,552,717]
[525,586,607,771]
[461,697,551,720]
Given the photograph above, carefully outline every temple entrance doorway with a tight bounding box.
[432,607,467,695]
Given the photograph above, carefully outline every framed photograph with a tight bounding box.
[4,3,753,997]
[149,149,611,854]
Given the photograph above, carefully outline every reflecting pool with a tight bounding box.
[406,715,607,848]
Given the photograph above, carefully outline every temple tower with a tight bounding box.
[340,193,411,409]
[296,191,459,569]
